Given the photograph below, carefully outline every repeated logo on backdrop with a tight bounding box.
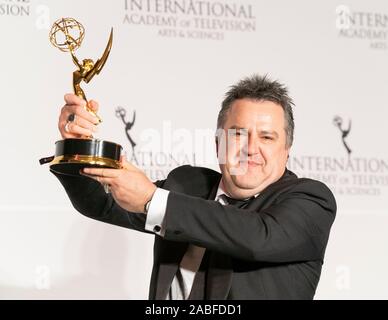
[0,0,30,16]
[115,106,197,180]
[333,116,352,156]
[336,5,388,50]
[288,116,388,197]
[123,0,256,40]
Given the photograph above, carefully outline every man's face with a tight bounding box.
[217,99,290,199]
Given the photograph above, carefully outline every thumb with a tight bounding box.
[88,100,99,113]
[120,153,133,170]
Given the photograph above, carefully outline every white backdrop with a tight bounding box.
[0,0,387,299]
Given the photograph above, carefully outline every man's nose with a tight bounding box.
[246,135,260,156]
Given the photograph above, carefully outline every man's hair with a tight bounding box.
[217,74,295,148]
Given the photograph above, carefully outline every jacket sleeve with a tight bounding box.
[162,179,336,263]
[52,170,165,234]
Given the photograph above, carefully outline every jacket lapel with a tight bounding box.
[206,251,233,299]
[154,240,188,299]
[155,172,221,300]
[205,176,233,300]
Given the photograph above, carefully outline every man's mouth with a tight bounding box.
[237,160,263,167]
[248,160,262,167]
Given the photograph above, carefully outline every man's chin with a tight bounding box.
[231,175,264,191]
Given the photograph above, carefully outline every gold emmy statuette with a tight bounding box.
[40,18,122,176]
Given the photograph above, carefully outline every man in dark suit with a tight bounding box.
[56,75,336,299]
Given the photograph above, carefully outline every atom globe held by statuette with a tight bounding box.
[49,17,85,52]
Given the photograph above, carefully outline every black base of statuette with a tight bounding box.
[40,138,122,177]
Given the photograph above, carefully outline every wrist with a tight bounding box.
[143,186,157,214]
[144,199,151,214]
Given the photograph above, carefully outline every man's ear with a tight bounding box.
[286,147,290,160]
[215,137,219,157]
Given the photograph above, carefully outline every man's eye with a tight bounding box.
[229,130,246,136]
[263,136,273,140]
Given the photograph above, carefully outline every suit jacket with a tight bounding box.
[53,165,336,300]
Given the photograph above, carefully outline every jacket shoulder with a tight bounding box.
[292,177,335,197]
[279,174,337,213]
